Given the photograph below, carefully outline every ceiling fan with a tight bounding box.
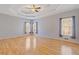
[25,4,41,12]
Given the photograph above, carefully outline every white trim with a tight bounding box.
[53,37,79,44]
[0,34,28,40]
[36,34,79,44]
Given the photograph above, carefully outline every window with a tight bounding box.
[24,21,38,34]
[33,22,38,34]
[33,22,36,33]
[25,22,30,34]
[59,16,75,39]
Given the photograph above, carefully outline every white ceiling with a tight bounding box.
[0,4,79,19]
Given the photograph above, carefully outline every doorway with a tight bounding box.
[25,21,38,34]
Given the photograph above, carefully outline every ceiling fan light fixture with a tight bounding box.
[25,4,41,12]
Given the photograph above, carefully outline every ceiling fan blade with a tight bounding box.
[35,7,41,9]
[35,10,39,12]
[25,7,33,9]
[32,4,41,9]
[26,7,41,9]
[32,4,35,8]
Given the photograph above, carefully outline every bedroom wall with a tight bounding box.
[35,9,79,42]
[0,13,26,38]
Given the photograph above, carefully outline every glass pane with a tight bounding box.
[61,17,73,36]
[33,22,36,33]
[26,23,30,33]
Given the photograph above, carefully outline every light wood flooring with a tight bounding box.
[0,35,79,55]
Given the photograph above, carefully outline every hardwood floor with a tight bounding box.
[0,35,79,55]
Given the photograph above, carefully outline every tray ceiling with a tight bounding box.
[0,4,79,19]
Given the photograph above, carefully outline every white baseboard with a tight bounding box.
[54,37,79,44]
[36,34,79,44]
[0,34,28,40]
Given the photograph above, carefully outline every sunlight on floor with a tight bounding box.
[61,45,73,55]
[26,37,31,50]
[33,37,37,49]
[26,36,37,50]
